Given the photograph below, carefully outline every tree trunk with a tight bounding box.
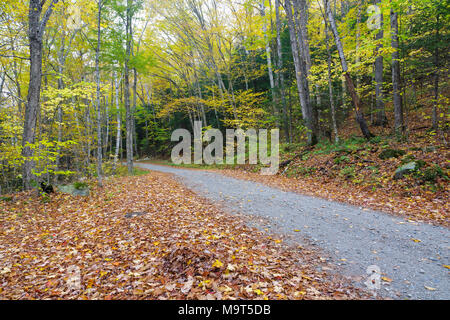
[356,0,363,89]
[293,0,317,139]
[56,45,65,182]
[95,0,103,187]
[22,0,58,190]
[260,0,276,116]
[275,0,290,142]
[432,13,440,130]
[325,20,339,143]
[294,0,311,73]
[285,0,316,145]
[114,71,121,166]
[390,9,403,134]
[373,0,387,126]
[325,0,373,139]
[125,0,134,174]
[131,21,139,159]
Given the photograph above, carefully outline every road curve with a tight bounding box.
[135,163,450,300]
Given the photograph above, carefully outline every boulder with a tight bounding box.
[394,162,418,180]
[423,146,437,153]
[57,184,90,197]
[125,212,147,218]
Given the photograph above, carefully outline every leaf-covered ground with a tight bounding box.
[216,160,448,227]
[0,171,368,300]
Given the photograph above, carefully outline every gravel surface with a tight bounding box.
[136,163,449,300]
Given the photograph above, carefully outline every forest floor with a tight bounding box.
[0,170,368,300]
[134,163,450,300]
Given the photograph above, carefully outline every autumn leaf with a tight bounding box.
[212,259,224,269]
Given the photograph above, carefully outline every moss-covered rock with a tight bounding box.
[57,184,90,196]
[379,149,406,160]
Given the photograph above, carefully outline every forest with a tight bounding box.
[0,0,448,301]
[0,0,448,192]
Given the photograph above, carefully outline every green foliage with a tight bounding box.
[414,165,448,183]
[334,155,350,164]
[401,154,417,164]
[339,166,357,180]
[287,166,316,178]
[73,182,89,190]
[312,136,366,156]
[369,136,382,144]
[115,165,149,177]
[379,149,406,160]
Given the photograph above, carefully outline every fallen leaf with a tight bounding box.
[212,259,224,269]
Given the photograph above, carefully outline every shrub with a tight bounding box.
[379,149,406,160]
[416,165,449,183]
[369,136,382,144]
[334,155,350,165]
[0,196,13,202]
[401,154,416,164]
[340,166,356,179]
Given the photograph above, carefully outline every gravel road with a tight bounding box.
[136,163,449,300]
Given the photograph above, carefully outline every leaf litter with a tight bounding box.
[0,171,370,300]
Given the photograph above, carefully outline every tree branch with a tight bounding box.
[39,0,59,34]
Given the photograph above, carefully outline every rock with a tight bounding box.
[379,148,406,160]
[57,184,90,197]
[125,212,147,218]
[423,146,437,153]
[72,188,90,197]
[394,162,418,180]
[40,182,54,194]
